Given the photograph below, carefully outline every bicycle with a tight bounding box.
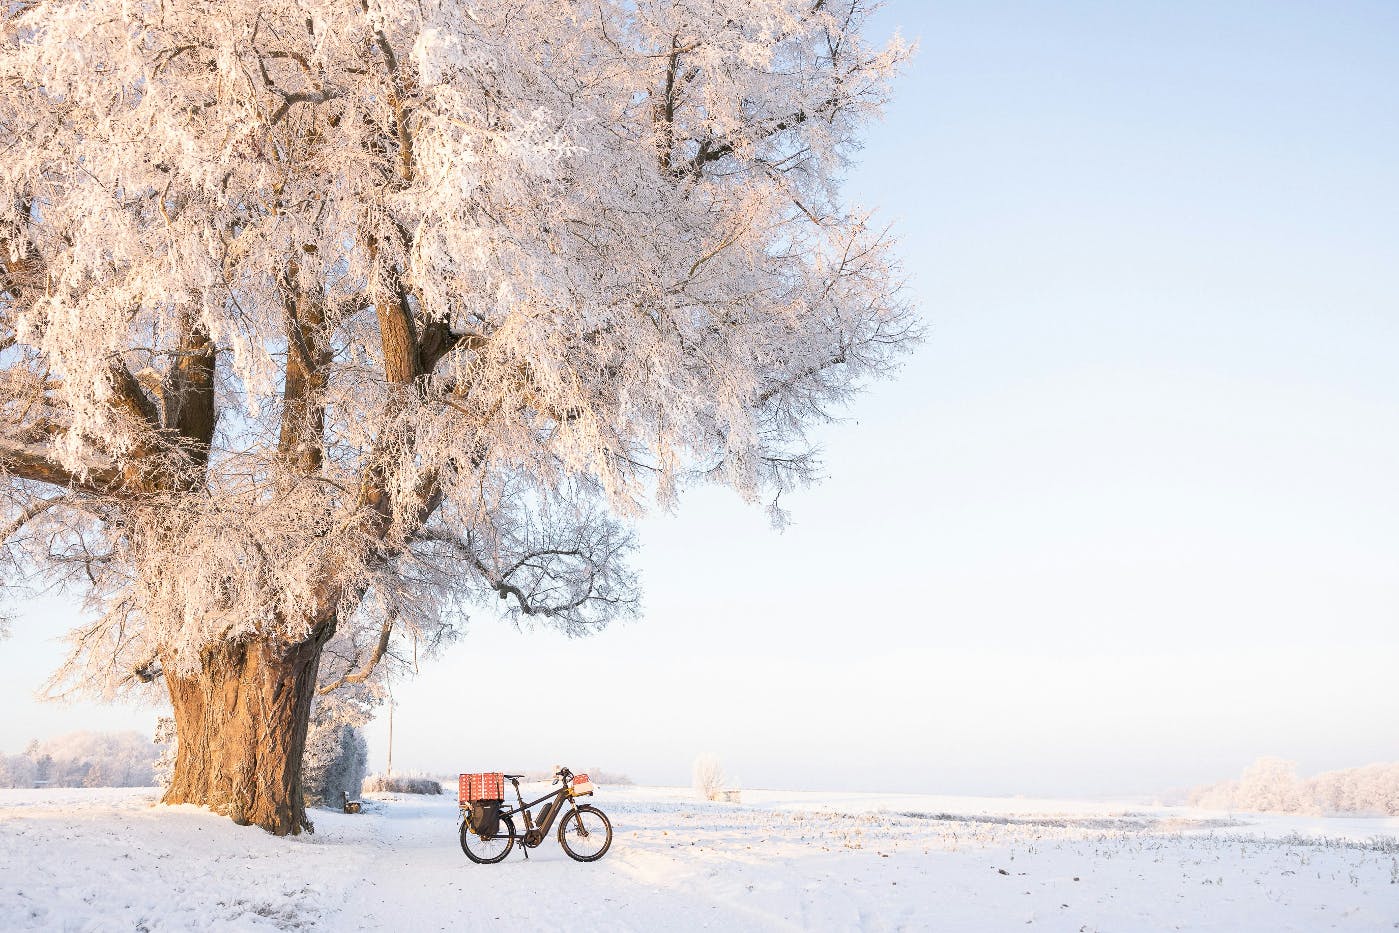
[459,766,612,864]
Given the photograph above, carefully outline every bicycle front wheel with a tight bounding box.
[460,812,515,864]
[557,804,612,862]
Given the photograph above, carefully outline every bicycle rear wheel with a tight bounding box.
[460,812,515,864]
[557,804,612,862]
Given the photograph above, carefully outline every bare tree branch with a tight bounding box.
[0,493,61,541]
[317,612,394,695]
[0,438,121,491]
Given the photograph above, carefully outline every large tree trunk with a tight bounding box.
[162,630,330,835]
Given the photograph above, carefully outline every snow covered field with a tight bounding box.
[2,784,1396,931]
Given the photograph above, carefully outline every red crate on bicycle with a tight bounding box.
[459,772,505,804]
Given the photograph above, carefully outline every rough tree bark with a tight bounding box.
[151,266,344,836]
[161,625,333,835]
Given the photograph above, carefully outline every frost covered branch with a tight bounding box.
[0,494,60,542]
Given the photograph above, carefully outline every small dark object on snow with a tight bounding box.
[343,791,363,814]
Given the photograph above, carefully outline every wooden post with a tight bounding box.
[386,687,394,777]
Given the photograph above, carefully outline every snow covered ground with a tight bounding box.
[1,784,1396,931]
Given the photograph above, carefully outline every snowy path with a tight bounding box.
[2,785,1396,931]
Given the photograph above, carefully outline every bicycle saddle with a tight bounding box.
[502,773,525,780]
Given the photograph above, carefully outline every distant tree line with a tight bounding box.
[1190,757,1399,816]
[0,716,366,805]
[514,767,633,786]
[362,774,442,795]
[0,731,159,788]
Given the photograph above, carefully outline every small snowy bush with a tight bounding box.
[693,755,725,802]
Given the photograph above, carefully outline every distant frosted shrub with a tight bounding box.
[1239,757,1305,812]
[362,774,443,795]
[693,755,725,802]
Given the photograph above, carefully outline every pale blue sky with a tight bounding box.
[4,1,1397,796]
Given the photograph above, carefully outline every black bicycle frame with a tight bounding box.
[495,778,580,848]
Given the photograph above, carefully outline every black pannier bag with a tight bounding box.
[471,800,501,837]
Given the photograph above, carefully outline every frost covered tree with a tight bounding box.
[300,689,370,810]
[693,754,726,801]
[0,0,915,833]
[302,718,369,809]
